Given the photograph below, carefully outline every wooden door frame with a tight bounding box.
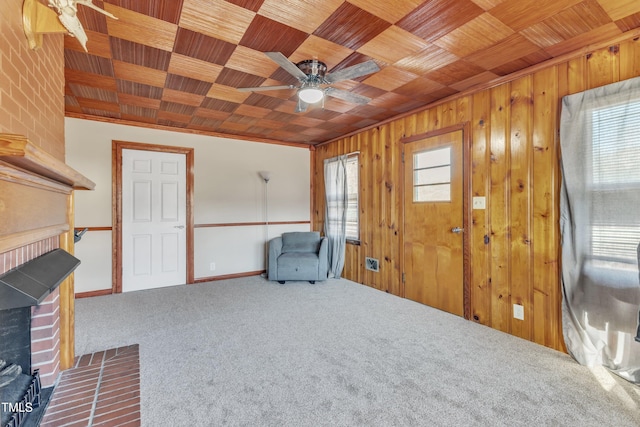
[112,140,195,293]
[400,122,472,320]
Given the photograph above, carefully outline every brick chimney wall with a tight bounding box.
[0,0,65,160]
[1,0,67,388]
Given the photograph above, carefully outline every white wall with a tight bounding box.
[65,118,311,293]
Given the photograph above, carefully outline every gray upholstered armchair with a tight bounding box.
[268,232,328,284]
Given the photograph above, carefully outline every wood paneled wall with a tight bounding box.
[313,37,640,352]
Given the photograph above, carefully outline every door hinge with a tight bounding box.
[402,272,405,283]
[401,151,405,163]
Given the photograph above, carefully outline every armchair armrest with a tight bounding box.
[268,237,283,280]
[318,236,329,279]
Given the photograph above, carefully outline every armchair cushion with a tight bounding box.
[277,253,320,278]
[282,231,321,253]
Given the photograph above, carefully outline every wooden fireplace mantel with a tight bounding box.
[0,133,95,371]
[0,133,95,254]
[0,133,95,190]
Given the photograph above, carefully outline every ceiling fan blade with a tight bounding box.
[264,52,308,81]
[325,88,371,105]
[237,85,296,92]
[325,60,380,83]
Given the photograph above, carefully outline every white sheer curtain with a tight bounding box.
[560,76,640,383]
[324,155,348,278]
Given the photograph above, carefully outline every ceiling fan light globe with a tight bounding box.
[298,87,324,104]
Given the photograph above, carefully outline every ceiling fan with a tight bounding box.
[237,52,380,112]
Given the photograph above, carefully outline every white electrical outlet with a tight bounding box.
[513,304,524,320]
[210,262,216,271]
[473,196,486,210]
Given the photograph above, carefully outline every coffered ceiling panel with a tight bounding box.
[65,50,114,76]
[179,0,255,44]
[103,4,178,51]
[103,0,184,24]
[597,0,640,21]
[358,26,431,64]
[239,15,308,55]
[397,0,484,41]
[110,38,172,71]
[490,0,585,31]
[347,0,425,24]
[65,30,111,58]
[313,2,392,50]
[167,54,224,83]
[433,13,515,57]
[161,89,205,107]
[62,0,640,145]
[113,61,167,87]
[258,0,344,33]
[66,69,117,92]
[288,36,353,69]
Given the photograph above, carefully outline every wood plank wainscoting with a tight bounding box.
[312,36,640,352]
[0,133,95,375]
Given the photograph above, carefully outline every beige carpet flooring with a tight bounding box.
[74,277,640,426]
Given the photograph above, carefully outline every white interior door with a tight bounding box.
[122,149,186,292]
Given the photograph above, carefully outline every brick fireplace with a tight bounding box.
[1,237,61,388]
[0,5,87,424]
[0,135,94,426]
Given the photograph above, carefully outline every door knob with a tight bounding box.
[451,227,464,234]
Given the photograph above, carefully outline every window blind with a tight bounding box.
[590,100,640,263]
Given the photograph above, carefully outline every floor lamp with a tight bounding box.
[259,171,271,277]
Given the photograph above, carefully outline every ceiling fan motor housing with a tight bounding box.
[296,59,327,83]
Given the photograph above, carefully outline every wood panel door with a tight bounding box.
[121,149,186,292]
[403,129,466,316]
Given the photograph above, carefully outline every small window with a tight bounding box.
[345,154,359,242]
[325,154,359,243]
[413,146,451,202]
[589,101,640,263]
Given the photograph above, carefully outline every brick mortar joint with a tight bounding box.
[33,319,61,330]
[32,344,61,358]
[31,309,61,320]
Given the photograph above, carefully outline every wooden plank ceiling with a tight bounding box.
[64,0,640,145]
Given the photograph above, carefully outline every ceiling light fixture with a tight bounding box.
[298,86,324,104]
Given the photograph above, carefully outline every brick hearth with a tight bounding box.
[40,345,141,427]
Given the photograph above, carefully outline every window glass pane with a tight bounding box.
[324,154,360,241]
[346,155,359,241]
[592,101,640,185]
[413,147,451,202]
[414,184,450,202]
[590,100,640,262]
[414,147,450,169]
[414,165,450,186]
[591,224,640,263]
